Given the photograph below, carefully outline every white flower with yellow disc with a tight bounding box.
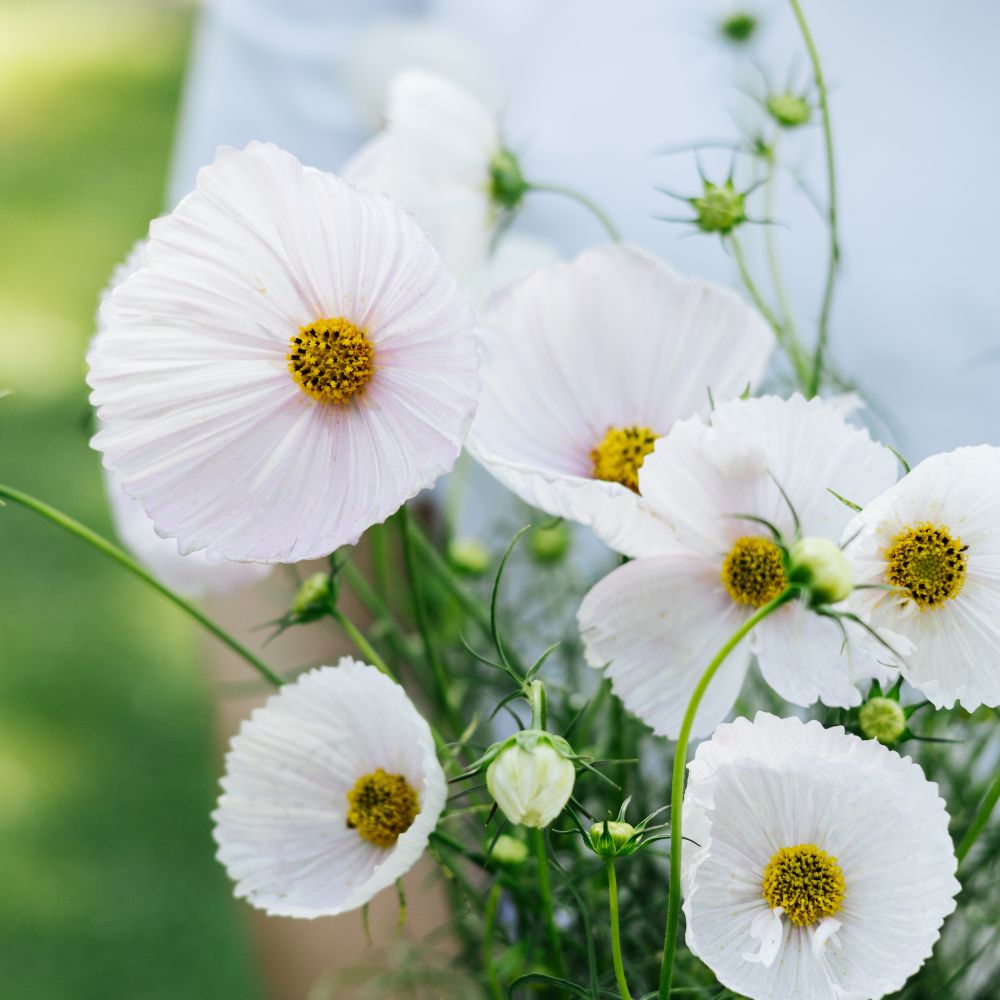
[213,658,446,917]
[682,713,958,999]
[88,142,477,563]
[578,395,906,738]
[469,244,774,558]
[844,445,1000,710]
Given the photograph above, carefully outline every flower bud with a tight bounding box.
[528,521,571,564]
[588,820,637,858]
[720,11,757,43]
[292,572,332,618]
[789,537,852,605]
[858,697,907,746]
[486,732,575,829]
[447,537,491,577]
[766,92,811,129]
[489,149,528,211]
[691,180,747,234]
[491,833,529,866]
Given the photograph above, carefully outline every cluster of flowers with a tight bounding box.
[83,71,998,1000]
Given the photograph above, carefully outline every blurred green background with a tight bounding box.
[0,1,262,996]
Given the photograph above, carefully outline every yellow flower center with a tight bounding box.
[346,768,419,848]
[884,522,967,609]
[288,317,374,404]
[590,425,659,492]
[721,536,787,607]
[762,844,845,926]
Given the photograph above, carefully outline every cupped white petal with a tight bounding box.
[89,142,477,563]
[577,552,751,738]
[470,244,773,555]
[213,658,446,918]
[752,599,906,710]
[638,394,898,558]
[846,446,1000,710]
[683,714,959,1000]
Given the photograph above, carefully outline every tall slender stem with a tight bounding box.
[607,860,634,1000]
[398,506,462,733]
[330,607,394,680]
[657,589,796,999]
[532,828,566,977]
[0,483,283,687]
[956,769,1000,865]
[527,182,621,242]
[789,0,840,396]
[483,881,505,1000]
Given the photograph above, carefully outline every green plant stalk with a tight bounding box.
[788,0,840,396]
[607,860,634,1000]
[533,828,566,978]
[330,606,394,679]
[762,133,799,344]
[956,768,1000,865]
[0,483,284,687]
[657,589,796,999]
[527,181,622,242]
[398,506,463,735]
[483,881,505,1000]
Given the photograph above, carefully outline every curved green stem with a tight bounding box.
[789,0,840,396]
[957,769,1000,865]
[483,881,505,1000]
[0,483,283,687]
[607,860,633,1000]
[533,827,566,977]
[657,589,796,999]
[527,182,621,242]
[330,606,394,680]
[528,678,548,730]
[762,133,797,340]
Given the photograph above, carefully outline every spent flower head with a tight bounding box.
[766,91,812,128]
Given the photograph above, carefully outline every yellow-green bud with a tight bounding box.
[447,537,491,577]
[486,734,575,829]
[588,820,637,858]
[489,148,528,211]
[528,521,571,564]
[293,572,332,616]
[789,537,852,604]
[859,697,907,745]
[691,180,746,234]
[491,833,529,866]
[766,92,811,128]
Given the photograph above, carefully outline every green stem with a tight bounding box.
[532,827,566,977]
[762,134,798,342]
[330,607,394,680]
[657,588,796,999]
[528,678,548,730]
[370,520,391,606]
[398,506,462,734]
[0,483,283,687]
[527,181,621,242]
[789,0,840,396]
[483,881,505,1000]
[607,860,633,1000]
[956,769,1000,865]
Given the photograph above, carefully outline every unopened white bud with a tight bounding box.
[789,537,852,604]
[486,734,575,829]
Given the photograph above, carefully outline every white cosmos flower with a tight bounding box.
[87,141,478,563]
[844,445,1000,710]
[469,244,775,558]
[578,394,904,738]
[682,713,959,1000]
[345,69,511,280]
[213,658,446,918]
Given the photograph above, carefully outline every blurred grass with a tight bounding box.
[0,2,263,997]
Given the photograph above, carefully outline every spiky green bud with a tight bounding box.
[691,180,747,234]
[859,697,907,745]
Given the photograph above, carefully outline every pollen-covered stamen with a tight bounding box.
[722,535,787,607]
[884,522,967,609]
[346,768,419,848]
[288,317,374,404]
[762,844,845,926]
[590,425,659,492]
